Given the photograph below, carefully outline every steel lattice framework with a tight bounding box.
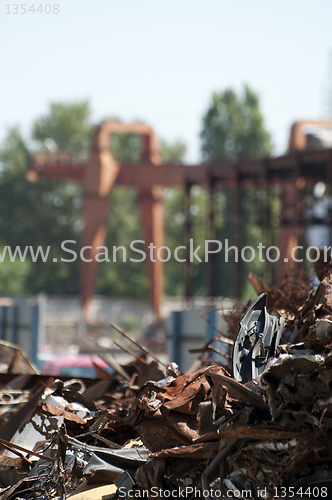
[29,120,332,320]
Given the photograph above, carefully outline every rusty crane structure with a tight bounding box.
[29,119,332,321]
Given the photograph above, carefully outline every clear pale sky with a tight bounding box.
[1,0,332,162]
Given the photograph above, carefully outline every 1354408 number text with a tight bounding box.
[6,4,59,14]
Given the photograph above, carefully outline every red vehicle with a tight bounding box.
[42,354,112,379]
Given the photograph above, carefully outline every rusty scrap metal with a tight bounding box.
[111,323,167,368]
[3,269,332,498]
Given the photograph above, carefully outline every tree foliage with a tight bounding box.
[200,85,275,298]
[32,102,92,153]
[0,121,83,295]
[0,103,187,298]
[201,86,272,163]
[160,139,187,164]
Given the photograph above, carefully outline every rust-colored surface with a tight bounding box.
[3,271,332,498]
[212,424,305,440]
[80,122,162,319]
[41,403,87,424]
[150,442,216,459]
[204,371,267,409]
[166,412,199,441]
[289,120,332,152]
[31,121,164,321]
[135,419,191,453]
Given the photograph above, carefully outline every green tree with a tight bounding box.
[32,101,92,153]
[160,139,187,164]
[201,86,272,163]
[0,101,93,296]
[0,104,188,299]
[0,125,83,295]
[200,85,274,298]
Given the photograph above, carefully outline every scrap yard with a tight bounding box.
[2,2,332,498]
[2,116,332,499]
[0,261,332,499]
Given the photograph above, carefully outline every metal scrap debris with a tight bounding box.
[2,264,332,498]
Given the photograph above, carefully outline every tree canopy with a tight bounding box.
[0,103,187,298]
[32,102,92,153]
[201,85,272,163]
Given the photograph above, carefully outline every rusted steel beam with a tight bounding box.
[111,323,167,368]
[0,438,56,462]
[289,120,332,152]
[277,173,306,280]
[30,148,332,188]
[27,163,85,183]
[81,122,165,321]
[138,131,164,319]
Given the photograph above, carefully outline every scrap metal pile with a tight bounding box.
[2,265,332,499]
